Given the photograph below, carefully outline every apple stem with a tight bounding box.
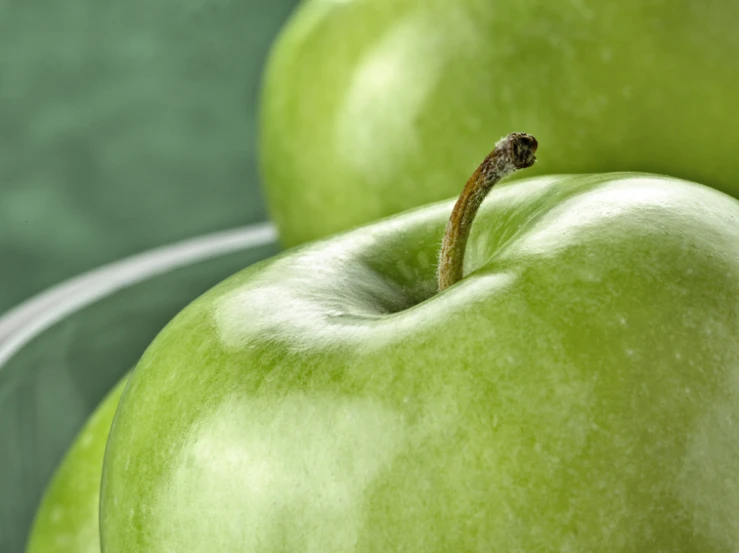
[437,133,539,291]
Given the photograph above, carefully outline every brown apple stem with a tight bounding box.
[437,133,538,291]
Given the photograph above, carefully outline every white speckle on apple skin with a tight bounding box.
[50,506,64,523]
[79,432,94,449]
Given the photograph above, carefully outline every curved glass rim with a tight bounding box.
[0,222,278,368]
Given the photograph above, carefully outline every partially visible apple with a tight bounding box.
[260,0,739,246]
[101,136,739,551]
[25,377,126,553]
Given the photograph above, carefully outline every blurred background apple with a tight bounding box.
[260,0,739,246]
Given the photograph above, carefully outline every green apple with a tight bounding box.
[26,377,126,553]
[101,135,739,551]
[260,0,739,246]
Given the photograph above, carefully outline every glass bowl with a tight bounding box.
[0,223,279,553]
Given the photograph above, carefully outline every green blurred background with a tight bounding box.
[0,0,299,316]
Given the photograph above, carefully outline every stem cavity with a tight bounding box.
[437,133,538,292]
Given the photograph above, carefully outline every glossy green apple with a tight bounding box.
[26,378,126,553]
[101,166,739,550]
[260,0,739,246]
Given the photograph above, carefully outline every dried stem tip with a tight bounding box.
[437,133,538,291]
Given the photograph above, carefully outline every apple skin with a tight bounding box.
[102,173,739,552]
[25,377,126,553]
[259,0,739,246]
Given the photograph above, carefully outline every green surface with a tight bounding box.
[260,0,739,246]
[102,172,739,551]
[0,0,297,314]
[25,377,127,553]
